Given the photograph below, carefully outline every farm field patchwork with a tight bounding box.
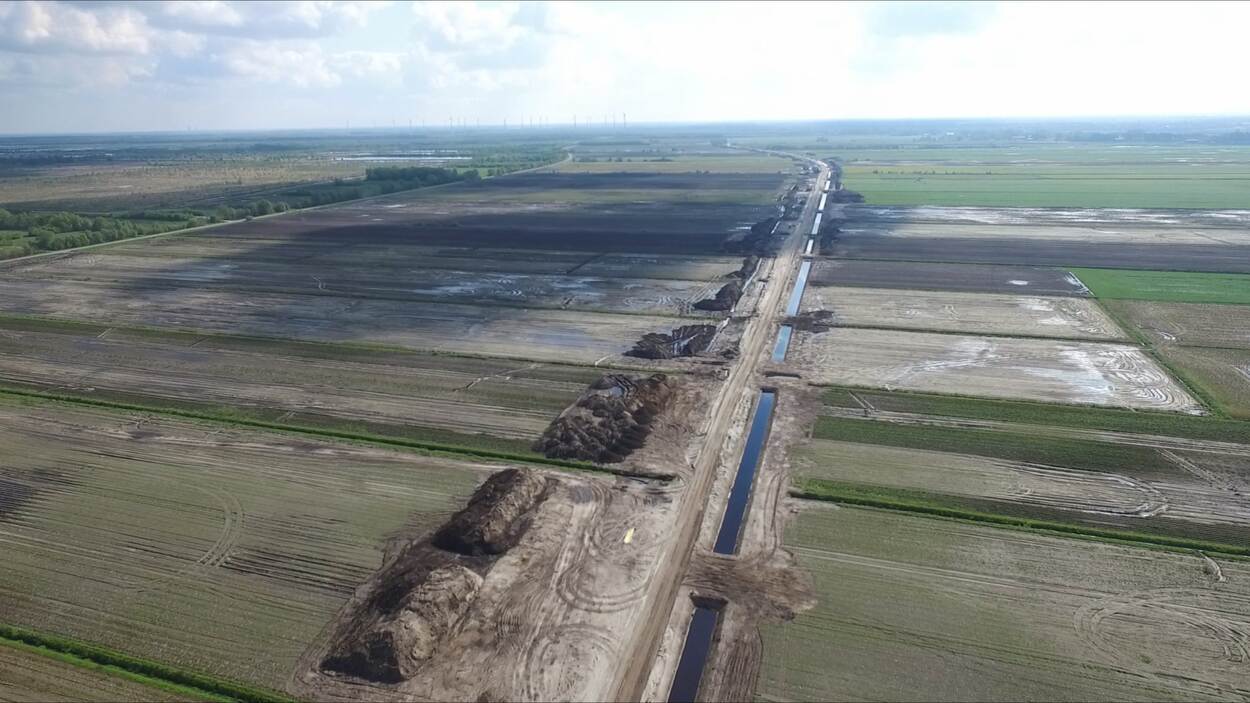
[805,259,1091,296]
[756,505,1250,702]
[799,286,1126,340]
[0,320,601,453]
[0,398,484,690]
[785,327,1202,412]
[827,207,1250,273]
[793,437,1250,550]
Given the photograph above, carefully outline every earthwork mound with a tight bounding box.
[626,324,717,360]
[533,374,674,463]
[321,468,550,683]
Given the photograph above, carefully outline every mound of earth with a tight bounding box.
[533,374,673,463]
[729,255,759,280]
[434,469,549,556]
[693,280,744,312]
[321,468,549,683]
[828,188,864,203]
[785,309,835,332]
[626,324,717,359]
[725,217,780,255]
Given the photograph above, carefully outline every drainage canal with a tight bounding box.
[810,212,823,237]
[784,260,812,316]
[803,238,814,256]
[818,191,828,212]
[712,389,777,555]
[771,325,793,362]
[666,598,725,703]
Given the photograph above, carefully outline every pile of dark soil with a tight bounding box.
[693,280,743,312]
[626,324,717,359]
[784,309,835,333]
[725,218,780,256]
[729,255,759,280]
[321,468,549,683]
[434,469,548,556]
[533,374,673,463]
[828,188,864,203]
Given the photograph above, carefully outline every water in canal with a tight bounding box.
[784,260,812,316]
[666,600,724,702]
[771,325,793,361]
[712,389,777,555]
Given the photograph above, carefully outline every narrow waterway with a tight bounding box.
[666,600,724,702]
[810,212,823,236]
[784,260,812,316]
[712,389,777,555]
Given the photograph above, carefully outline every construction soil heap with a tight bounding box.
[533,374,674,463]
[320,469,549,683]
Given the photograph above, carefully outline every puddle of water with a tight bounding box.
[772,325,793,362]
[785,260,812,316]
[713,390,777,555]
[667,600,724,703]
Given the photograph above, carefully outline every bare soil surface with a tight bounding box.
[786,327,1202,412]
[801,286,1126,340]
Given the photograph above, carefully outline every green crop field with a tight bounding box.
[551,153,795,174]
[0,399,482,690]
[1073,268,1250,304]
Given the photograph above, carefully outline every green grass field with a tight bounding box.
[822,143,1250,208]
[1073,268,1250,304]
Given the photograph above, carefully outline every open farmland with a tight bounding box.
[1073,268,1250,305]
[783,327,1201,411]
[0,398,484,690]
[830,143,1250,209]
[793,435,1250,550]
[1159,346,1250,419]
[806,259,1091,296]
[1103,300,1250,349]
[757,505,1250,702]
[800,285,1126,340]
[827,207,1250,273]
[0,318,602,453]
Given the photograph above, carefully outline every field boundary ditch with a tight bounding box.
[0,624,292,703]
[0,387,676,481]
[790,480,1250,558]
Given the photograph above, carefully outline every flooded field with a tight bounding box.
[807,259,1091,296]
[787,327,1202,412]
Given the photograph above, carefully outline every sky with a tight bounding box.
[1,0,1248,134]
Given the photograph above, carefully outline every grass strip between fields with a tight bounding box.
[0,624,291,703]
[812,414,1173,476]
[0,386,674,481]
[791,479,1250,558]
[821,385,1250,444]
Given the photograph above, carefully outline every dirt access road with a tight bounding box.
[609,152,828,700]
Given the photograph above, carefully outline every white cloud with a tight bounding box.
[0,1,154,54]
